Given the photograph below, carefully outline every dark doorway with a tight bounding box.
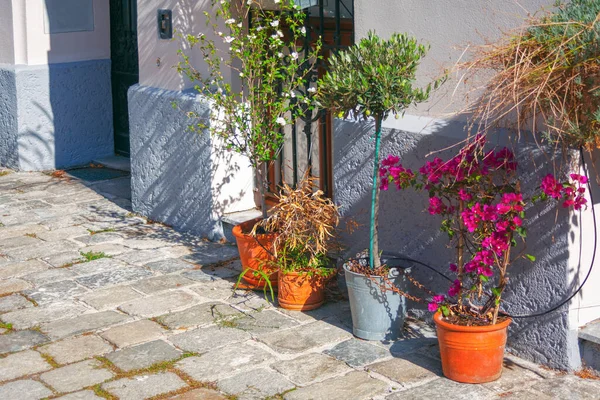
[110,0,139,156]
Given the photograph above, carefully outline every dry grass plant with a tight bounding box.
[253,174,339,272]
[460,1,600,153]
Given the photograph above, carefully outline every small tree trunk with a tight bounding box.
[457,200,465,308]
[258,162,268,221]
[369,116,383,270]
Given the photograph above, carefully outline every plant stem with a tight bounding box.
[369,116,383,270]
[259,162,268,221]
[457,200,465,308]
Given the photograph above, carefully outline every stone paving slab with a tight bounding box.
[38,334,113,365]
[56,390,105,399]
[285,371,389,400]
[218,368,295,400]
[0,260,48,280]
[41,311,131,340]
[0,379,53,400]
[75,266,154,289]
[368,353,443,387]
[79,285,143,310]
[1,301,88,330]
[0,278,31,295]
[272,353,353,386]
[175,342,275,381]
[157,302,242,330]
[0,294,34,313]
[118,291,200,318]
[105,340,182,372]
[146,258,197,274]
[0,350,52,382]
[169,325,251,354]
[258,320,352,354]
[23,280,89,304]
[23,268,78,285]
[69,258,131,276]
[166,388,228,400]
[100,319,166,348]
[40,359,114,393]
[131,274,196,294]
[324,338,391,367]
[0,329,50,354]
[102,372,188,400]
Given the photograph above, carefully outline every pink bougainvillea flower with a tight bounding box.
[458,189,472,202]
[428,302,439,312]
[449,263,458,272]
[428,196,446,215]
[382,155,399,167]
[433,295,445,303]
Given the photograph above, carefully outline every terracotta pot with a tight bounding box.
[433,312,512,383]
[232,218,278,289]
[278,271,328,311]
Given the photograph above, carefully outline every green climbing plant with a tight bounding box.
[177,0,321,220]
[316,31,445,270]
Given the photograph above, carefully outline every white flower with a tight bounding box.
[256,26,264,31]
[218,31,223,36]
[247,0,252,4]
[237,22,243,28]
[300,26,306,35]
[290,91,296,98]
[225,18,236,24]
[277,31,284,38]
[307,87,317,93]
[277,52,284,58]
[274,0,281,3]
[276,117,286,126]
[239,72,245,77]
[290,52,298,60]
[224,36,235,43]
[270,20,280,27]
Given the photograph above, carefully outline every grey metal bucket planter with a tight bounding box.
[344,264,407,341]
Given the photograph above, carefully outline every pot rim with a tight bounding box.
[433,311,512,333]
[343,262,399,280]
[232,217,277,240]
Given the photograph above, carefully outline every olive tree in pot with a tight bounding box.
[178,0,320,289]
[316,32,444,340]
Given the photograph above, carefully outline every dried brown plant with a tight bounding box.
[253,174,339,269]
[460,1,600,151]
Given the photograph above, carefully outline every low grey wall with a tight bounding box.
[333,118,578,370]
[0,66,18,169]
[0,60,114,171]
[128,84,223,240]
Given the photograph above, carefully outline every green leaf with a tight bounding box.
[440,305,450,317]
[525,254,536,262]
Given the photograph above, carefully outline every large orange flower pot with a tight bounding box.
[232,218,277,289]
[278,271,328,311]
[433,312,511,383]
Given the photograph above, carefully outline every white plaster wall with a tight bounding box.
[355,0,553,117]
[137,0,232,91]
[12,0,110,65]
[568,159,600,329]
[0,0,15,64]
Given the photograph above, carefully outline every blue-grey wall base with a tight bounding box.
[0,60,114,171]
[128,84,224,241]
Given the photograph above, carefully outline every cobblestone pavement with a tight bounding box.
[0,170,599,400]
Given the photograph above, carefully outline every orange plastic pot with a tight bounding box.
[277,271,328,311]
[433,312,511,383]
[232,218,277,289]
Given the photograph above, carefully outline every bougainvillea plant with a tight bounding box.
[177,0,321,220]
[380,135,588,325]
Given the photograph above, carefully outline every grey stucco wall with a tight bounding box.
[333,118,577,370]
[0,66,19,169]
[128,84,223,240]
[0,60,114,171]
